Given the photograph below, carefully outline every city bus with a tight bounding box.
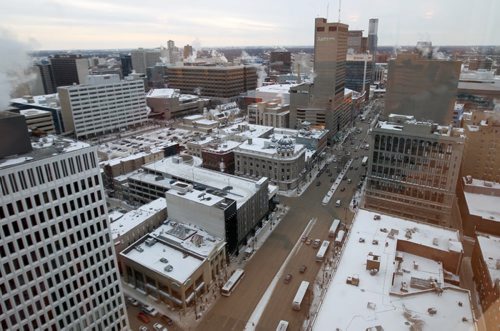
[316,240,330,262]
[361,156,369,166]
[276,320,289,331]
[328,219,341,238]
[292,281,310,311]
[335,230,346,246]
[221,268,245,296]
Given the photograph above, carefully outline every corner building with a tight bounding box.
[0,135,128,330]
[365,116,464,227]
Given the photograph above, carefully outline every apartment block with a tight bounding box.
[365,115,465,227]
[0,127,128,330]
[166,65,257,99]
[58,74,148,139]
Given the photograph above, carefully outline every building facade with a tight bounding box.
[146,88,207,120]
[384,54,461,125]
[58,75,148,139]
[166,65,257,99]
[365,116,465,227]
[131,48,161,74]
[346,53,373,98]
[50,55,89,87]
[471,232,500,330]
[234,136,306,191]
[247,99,290,128]
[461,110,500,182]
[0,132,128,330]
[19,109,55,134]
[120,220,226,310]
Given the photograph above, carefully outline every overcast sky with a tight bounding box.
[1,0,499,50]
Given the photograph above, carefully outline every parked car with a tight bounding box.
[137,312,150,324]
[153,322,168,331]
[301,235,308,242]
[340,187,345,192]
[312,239,321,248]
[142,305,159,317]
[305,239,312,245]
[284,273,292,284]
[127,296,139,307]
[139,326,149,331]
[299,265,307,273]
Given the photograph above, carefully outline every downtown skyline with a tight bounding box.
[0,0,499,50]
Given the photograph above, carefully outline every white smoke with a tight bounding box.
[0,29,34,109]
[255,64,267,87]
[186,38,202,62]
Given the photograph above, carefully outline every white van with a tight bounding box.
[335,200,341,207]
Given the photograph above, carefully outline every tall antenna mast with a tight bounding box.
[326,2,329,20]
[338,0,342,22]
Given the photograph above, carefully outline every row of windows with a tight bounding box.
[0,153,98,196]
[374,134,456,159]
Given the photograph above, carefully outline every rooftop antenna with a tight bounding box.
[338,0,342,22]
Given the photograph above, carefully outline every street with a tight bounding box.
[195,109,375,331]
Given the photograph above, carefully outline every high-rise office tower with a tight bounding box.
[347,30,364,54]
[0,115,129,330]
[131,48,161,74]
[368,18,378,80]
[364,115,464,227]
[49,55,89,87]
[289,18,351,136]
[270,51,292,74]
[120,54,133,77]
[35,63,56,94]
[313,17,349,133]
[183,44,193,59]
[384,53,461,125]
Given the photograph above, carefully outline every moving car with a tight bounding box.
[299,265,307,273]
[126,296,139,307]
[340,187,345,192]
[160,314,174,326]
[284,273,293,284]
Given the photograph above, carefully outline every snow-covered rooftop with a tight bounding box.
[313,209,472,331]
[10,93,60,109]
[202,140,241,152]
[220,122,273,139]
[141,157,274,207]
[122,220,224,284]
[236,137,305,157]
[462,178,500,222]
[19,108,52,116]
[0,135,90,169]
[476,233,500,286]
[255,83,296,94]
[110,198,167,240]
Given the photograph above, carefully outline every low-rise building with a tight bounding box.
[247,99,290,128]
[471,232,500,330]
[110,198,167,253]
[458,176,500,237]
[201,140,240,174]
[234,136,306,191]
[313,209,473,331]
[10,94,63,133]
[19,108,55,133]
[125,156,277,252]
[120,220,226,309]
[146,88,208,120]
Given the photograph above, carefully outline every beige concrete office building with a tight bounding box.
[365,115,465,227]
[19,108,55,134]
[58,75,149,139]
[166,65,257,99]
[247,99,290,128]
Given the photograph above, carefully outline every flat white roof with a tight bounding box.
[463,192,500,222]
[142,157,271,207]
[256,83,296,94]
[313,209,472,331]
[194,119,218,126]
[236,137,305,157]
[203,140,241,152]
[123,220,224,284]
[476,233,500,285]
[221,122,273,139]
[110,198,167,240]
[19,108,51,116]
[147,88,178,98]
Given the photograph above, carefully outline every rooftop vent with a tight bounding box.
[164,265,173,272]
[432,238,439,246]
[145,238,157,247]
[373,214,381,220]
[134,246,144,253]
[160,257,169,263]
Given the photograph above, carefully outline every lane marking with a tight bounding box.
[244,218,317,330]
